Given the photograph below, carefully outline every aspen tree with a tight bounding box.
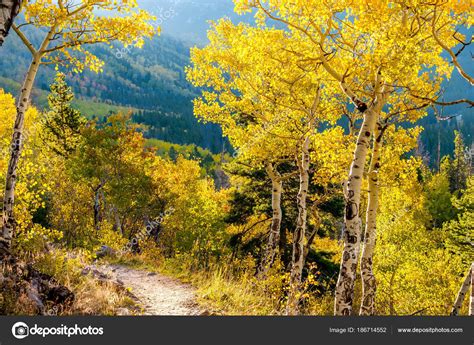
[236,0,456,315]
[0,0,157,255]
[187,20,342,314]
[451,266,472,316]
[426,0,473,86]
[0,0,20,45]
[471,263,474,316]
[187,22,297,276]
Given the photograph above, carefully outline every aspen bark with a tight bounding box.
[93,180,106,232]
[334,108,377,316]
[451,266,472,316]
[303,228,318,263]
[0,0,20,46]
[359,125,382,316]
[113,206,123,235]
[94,189,102,232]
[0,54,41,254]
[334,72,387,316]
[470,263,474,316]
[258,163,283,277]
[286,136,310,315]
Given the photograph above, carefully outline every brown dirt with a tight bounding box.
[94,264,203,316]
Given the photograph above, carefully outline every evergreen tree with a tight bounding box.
[201,153,214,170]
[444,177,474,265]
[441,131,470,196]
[190,145,201,161]
[41,73,86,157]
[450,131,470,194]
[168,146,178,162]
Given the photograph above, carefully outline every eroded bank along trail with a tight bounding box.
[95,264,204,316]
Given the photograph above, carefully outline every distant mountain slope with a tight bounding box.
[0,5,472,162]
[0,30,226,153]
[416,54,474,166]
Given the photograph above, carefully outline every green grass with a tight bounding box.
[72,99,134,119]
[0,77,134,119]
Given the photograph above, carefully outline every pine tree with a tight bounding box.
[450,131,470,194]
[190,145,201,161]
[168,146,178,162]
[444,177,474,265]
[41,73,86,158]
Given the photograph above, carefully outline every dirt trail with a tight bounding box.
[95,264,203,316]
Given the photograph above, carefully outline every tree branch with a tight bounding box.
[12,24,36,55]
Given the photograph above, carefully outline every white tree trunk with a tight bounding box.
[334,76,388,315]
[359,125,382,315]
[0,0,20,46]
[113,206,123,235]
[258,163,283,277]
[470,263,474,316]
[451,265,472,316]
[286,136,310,315]
[0,55,40,254]
[334,107,377,315]
[93,182,105,232]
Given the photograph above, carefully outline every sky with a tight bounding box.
[138,0,252,44]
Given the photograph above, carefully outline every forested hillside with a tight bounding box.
[0,6,470,161]
[0,0,472,320]
[0,27,226,152]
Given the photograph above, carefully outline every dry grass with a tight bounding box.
[68,277,137,315]
[0,248,140,316]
